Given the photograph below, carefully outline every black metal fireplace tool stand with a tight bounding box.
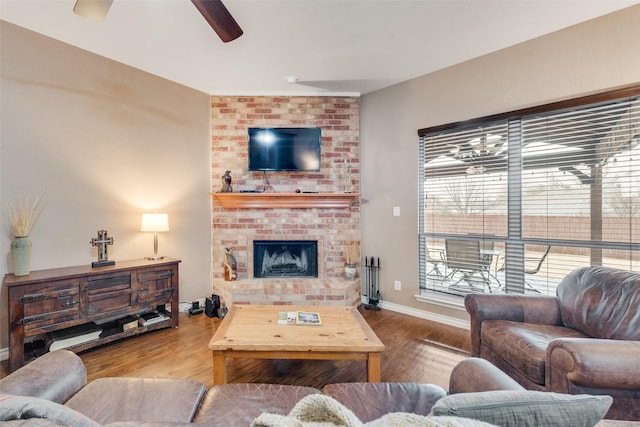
[364,256,381,310]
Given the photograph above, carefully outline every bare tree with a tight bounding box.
[430,176,503,214]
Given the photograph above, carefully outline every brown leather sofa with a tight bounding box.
[0,349,632,426]
[465,265,640,421]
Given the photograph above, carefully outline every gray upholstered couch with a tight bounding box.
[0,348,629,426]
[465,265,640,421]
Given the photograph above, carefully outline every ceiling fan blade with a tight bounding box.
[191,0,243,43]
[73,0,113,21]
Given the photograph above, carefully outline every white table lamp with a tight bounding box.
[73,0,113,21]
[141,213,169,260]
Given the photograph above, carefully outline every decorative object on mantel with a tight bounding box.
[8,191,46,276]
[140,213,170,260]
[220,170,233,193]
[257,170,276,193]
[343,158,354,194]
[344,264,356,281]
[90,230,115,267]
[344,239,359,280]
[223,246,237,281]
[364,256,381,310]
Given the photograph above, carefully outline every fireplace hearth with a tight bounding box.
[254,240,318,278]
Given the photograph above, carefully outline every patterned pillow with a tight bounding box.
[431,390,612,427]
[0,393,100,427]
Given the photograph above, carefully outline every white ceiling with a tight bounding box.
[1,0,638,96]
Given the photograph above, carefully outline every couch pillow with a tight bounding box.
[431,390,612,427]
[0,393,100,427]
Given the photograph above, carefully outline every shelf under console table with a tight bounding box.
[212,192,361,209]
[5,257,180,372]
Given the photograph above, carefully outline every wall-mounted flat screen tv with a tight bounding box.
[248,127,321,172]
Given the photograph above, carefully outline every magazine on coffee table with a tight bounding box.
[277,311,322,325]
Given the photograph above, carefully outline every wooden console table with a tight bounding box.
[4,258,180,372]
[212,192,360,209]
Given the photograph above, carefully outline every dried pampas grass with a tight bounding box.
[344,240,360,265]
[8,191,46,237]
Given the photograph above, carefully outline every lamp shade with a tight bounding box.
[73,0,113,21]
[140,213,169,232]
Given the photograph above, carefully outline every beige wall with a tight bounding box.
[360,5,640,325]
[0,22,212,351]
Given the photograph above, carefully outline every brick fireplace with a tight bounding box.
[210,96,361,307]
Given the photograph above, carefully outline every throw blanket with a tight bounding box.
[251,394,496,427]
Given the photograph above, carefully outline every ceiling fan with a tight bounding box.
[72,0,243,43]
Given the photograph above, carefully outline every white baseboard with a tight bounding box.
[361,296,470,330]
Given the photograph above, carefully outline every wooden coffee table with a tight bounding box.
[208,304,385,384]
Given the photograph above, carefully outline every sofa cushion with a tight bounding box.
[194,383,320,426]
[65,377,205,424]
[557,266,640,340]
[0,393,99,427]
[480,320,588,386]
[431,390,612,427]
[252,393,497,426]
[322,382,447,422]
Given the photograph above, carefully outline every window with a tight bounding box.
[419,86,640,296]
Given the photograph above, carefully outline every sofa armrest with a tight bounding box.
[547,338,640,391]
[449,358,525,394]
[0,350,87,403]
[464,294,561,356]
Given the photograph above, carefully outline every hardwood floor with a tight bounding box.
[1,306,470,391]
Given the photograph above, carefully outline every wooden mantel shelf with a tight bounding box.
[212,192,360,209]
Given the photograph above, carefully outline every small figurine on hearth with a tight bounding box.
[223,246,237,281]
[220,170,233,193]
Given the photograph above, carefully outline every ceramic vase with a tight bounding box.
[344,263,356,280]
[11,236,32,276]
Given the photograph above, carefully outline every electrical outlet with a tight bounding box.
[394,280,401,291]
[393,206,400,217]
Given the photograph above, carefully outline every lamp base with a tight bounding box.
[144,256,165,261]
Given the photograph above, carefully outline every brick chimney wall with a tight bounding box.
[210,96,361,306]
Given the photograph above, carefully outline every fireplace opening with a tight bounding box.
[254,240,318,278]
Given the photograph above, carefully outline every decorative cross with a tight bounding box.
[90,230,115,267]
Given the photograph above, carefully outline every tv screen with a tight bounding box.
[248,127,321,171]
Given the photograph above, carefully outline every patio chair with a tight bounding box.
[425,247,445,278]
[465,234,503,290]
[444,239,488,292]
[480,240,500,286]
[524,245,551,293]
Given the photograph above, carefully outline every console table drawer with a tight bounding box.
[18,280,80,330]
[136,269,174,304]
[137,287,174,305]
[87,274,132,314]
[137,269,174,283]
